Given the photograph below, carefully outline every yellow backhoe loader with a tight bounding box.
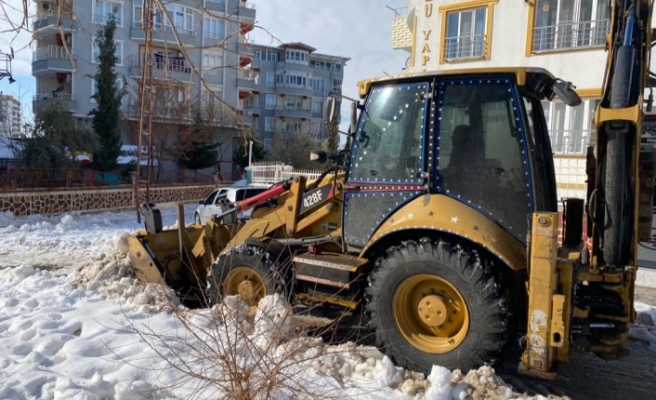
[127,0,656,378]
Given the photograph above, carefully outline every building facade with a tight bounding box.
[30,0,256,177]
[236,42,350,150]
[0,93,21,137]
[390,0,653,200]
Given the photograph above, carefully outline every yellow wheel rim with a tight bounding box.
[224,266,267,309]
[393,274,469,353]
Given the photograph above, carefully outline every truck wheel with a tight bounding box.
[206,244,290,308]
[194,213,201,225]
[365,238,508,374]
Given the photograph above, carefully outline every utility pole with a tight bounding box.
[134,0,156,223]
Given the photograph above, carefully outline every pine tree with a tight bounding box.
[175,112,220,175]
[324,120,339,156]
[89,13,125,172]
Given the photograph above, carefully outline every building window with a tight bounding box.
[203,17,224,39]
[165,4,194,35]
[266,72,275,86]
[310,120,322,136]
[93,1,122,25]
[332,79,342,93]
[202,53,222,74]
[285,72,310,89]
[531,0,609,53]
[92,79,124,99]
[283,120,301,133]
[256,50,279,62]
[265,95,277,110]
[312,99,322,113]
[439,0,497,63]
[92,39,123,64]
[541,94,600,154]
[285,50,309,65]
[445,8,486,60]
[312,78,323,93]
[265,117,276,131]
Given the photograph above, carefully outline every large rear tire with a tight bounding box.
[206,244,290,308]
[365,238,508,374]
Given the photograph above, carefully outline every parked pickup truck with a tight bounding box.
[194,185,268,224]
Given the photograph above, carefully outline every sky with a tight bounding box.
[0,0,409,129]
[247,0,409,131]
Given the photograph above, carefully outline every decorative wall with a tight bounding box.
[0,184,221,217]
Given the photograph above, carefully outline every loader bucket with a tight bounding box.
[127,204,235,304]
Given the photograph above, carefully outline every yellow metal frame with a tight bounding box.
[357,66,543,98]
[360,194,527,271]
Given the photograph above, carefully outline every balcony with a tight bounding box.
[238,41,254,66]
[32,46,74,74]
[238,3,256,21]
[236,111,253,126]
[532,19,609,53]
[274,85,312,97]
[443,34,487,61]
[274,105,311,119]
[391,6,412,51]
[33,92,76,112]
[126,105,192,123]
[130,22,197,46]
[32,10,77,31]
[128,54,192,82]
[205,0,226,13]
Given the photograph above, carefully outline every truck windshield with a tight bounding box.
[347,82,429,184]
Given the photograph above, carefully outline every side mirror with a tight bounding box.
[310,150,328,164]
[323,95,340,125]
[199,200,205,205]
[349,101,358,135]
[552,80,582,107]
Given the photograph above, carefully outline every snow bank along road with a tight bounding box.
[1,208,656,399]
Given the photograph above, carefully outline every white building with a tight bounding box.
[390,0,655,200]
[0,93,21,137]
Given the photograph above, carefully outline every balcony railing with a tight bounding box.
[275,105,311,113]
[33,93,75,102]
[532,19,609,52]
[130,54,191,74]
[549,130,592,155]
[240,2,256,9]
[33,46,70,62]
[444,34,486,60]
[92,13,123,25]
[33,10,74,23]
[131,21,196,37]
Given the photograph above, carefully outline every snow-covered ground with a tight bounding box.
[0,207,655,399]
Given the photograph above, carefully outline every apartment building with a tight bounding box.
[390,0,656,200]
[235,42,350,149]
[0,93,21,137]
[30,0,256,177]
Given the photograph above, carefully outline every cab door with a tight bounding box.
[343,81,431,248]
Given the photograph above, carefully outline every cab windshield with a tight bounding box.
[347,82,429,184]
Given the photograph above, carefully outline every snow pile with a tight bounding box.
[0,265,180,400]
[68,232,180,314]
[629,311,656,351]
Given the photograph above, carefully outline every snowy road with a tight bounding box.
[0,207,655,399]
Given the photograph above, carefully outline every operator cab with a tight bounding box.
[327,68,579,247]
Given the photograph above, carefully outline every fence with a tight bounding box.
[1,183,221,217]
[247,162,323,186]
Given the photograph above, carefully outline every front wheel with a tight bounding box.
[194,213,202,225]
[206,244,290,308]
[365,238,508,374]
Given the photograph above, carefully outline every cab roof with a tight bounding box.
[356,67,556,98]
